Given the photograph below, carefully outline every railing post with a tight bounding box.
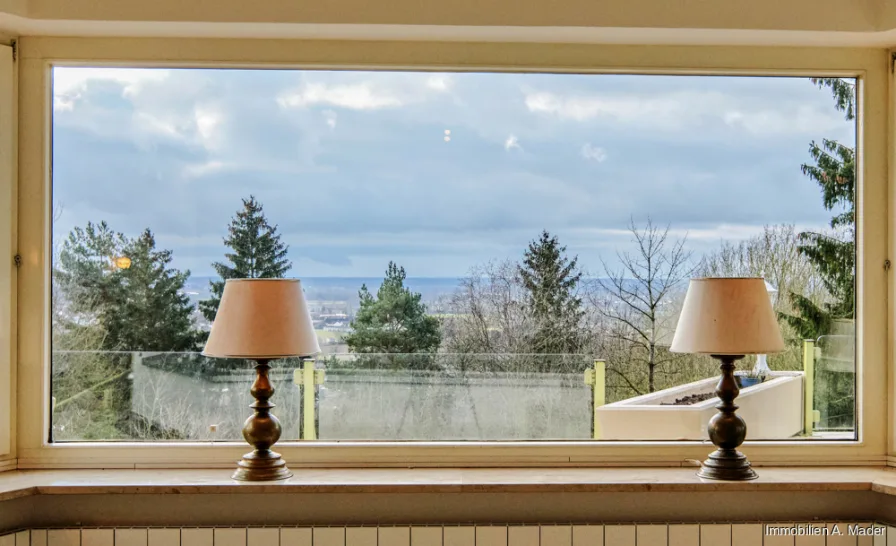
[584,360,606,439]
[294,359,326,440]
[803,339,816,436]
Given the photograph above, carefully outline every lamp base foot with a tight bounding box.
[232,449,292,481]
[697,448,758,481]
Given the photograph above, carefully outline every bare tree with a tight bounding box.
[595,218,694,393]
[442,260,534,356]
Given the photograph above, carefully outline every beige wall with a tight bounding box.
[18,0,881,31]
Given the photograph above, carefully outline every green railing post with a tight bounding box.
[584,360,606,439]
[294,360,325,440]
[803,339,816,436]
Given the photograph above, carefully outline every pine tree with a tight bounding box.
[200,195,291,322]
[517,230,585,354]
[344,261,442,356]
[55,223,201,351]
[108,230,201,351]
[783,79,856,339]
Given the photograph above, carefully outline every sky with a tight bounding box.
[51,67,856,278]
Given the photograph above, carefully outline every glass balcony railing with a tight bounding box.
[50,346,853,442]
[50,351,598,442]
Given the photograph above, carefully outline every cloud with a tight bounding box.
[504,134,521,151]
[53,67,171,112]
[278,82,403,110]
[322,110,338,129]
[524,88,845,135]
[581,143,607,162]
[51,68,854,277]
[426,75,453,92]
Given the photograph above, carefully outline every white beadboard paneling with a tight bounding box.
[826,523,857,546]
[668,524,698,546]
[701,524,731,546]
[280,528,312,546]
[876,525,889,546]
[571,525,602,546]
[378,527,409,546]
[541,526,572,546]
[314,528,345,546]
[47,530,80,546]
[115,529,148,546]
[15,531,30,546]
[731,524,762,546]
[1,534,15,546]
[147,529,180,546]
[30,530,48,546]
[886,526,896,546]
[81,530,112,546]
[475,527,506,546]
[181,529,213,546]
[346,528,376,546]
[765,525,795,546]
[507,526,538,546]
[247,529,279,546]
[442,527,474,546]
[794,529,824,546]
[603,526,634,546]
[410,527,441,546]
[636,525,666,546]
[213,529,246,546]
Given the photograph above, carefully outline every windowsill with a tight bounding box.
[1,466,895,502]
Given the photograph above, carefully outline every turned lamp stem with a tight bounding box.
[232,358,292,481]
[698,355,758,481]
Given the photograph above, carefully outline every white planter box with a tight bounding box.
[595,371,804,440]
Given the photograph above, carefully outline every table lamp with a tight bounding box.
[203,279,321,481]
[670,277,785,481]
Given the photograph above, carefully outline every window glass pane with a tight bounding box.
[50,68,856,442]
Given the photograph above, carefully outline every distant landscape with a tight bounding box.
[181,276,462,309]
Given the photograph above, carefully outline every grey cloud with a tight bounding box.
[52,68,852,277]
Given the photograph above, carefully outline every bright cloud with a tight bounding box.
[525,89,844,135]
[504,134,521,151]
[53,67,170,112]
[278,82,403,110]
[322,110,338,129]
[426,74,453,92]
[581,143,607,162]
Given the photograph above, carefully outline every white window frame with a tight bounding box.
[13,36,891,469]
[0,41,15,467]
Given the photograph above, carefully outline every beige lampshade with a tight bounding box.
[202,279,321,359]
[670,277,785,355]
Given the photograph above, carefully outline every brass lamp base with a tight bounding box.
[232,359,292,482]
[697,449,758,481]
[232,449,293,482]
[698,354,758,481]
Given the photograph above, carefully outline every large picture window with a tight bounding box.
[49,67,857,443]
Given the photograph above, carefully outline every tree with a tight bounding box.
[597,219,693,393]
[442,259,533,355]
[200,195,291,322]
[56,224,201,352]
[53,222,201,440]
[107,230,201,352]
[517,230,585,354]
[782,79,856,340]
[345,261,441,356]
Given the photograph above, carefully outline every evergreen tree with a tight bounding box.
[200,195,291,322]
[55,223,201,351]
[108,230,201,351]
[783,79,856,339]
[517,230,585,354]
[345,261,442,356]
